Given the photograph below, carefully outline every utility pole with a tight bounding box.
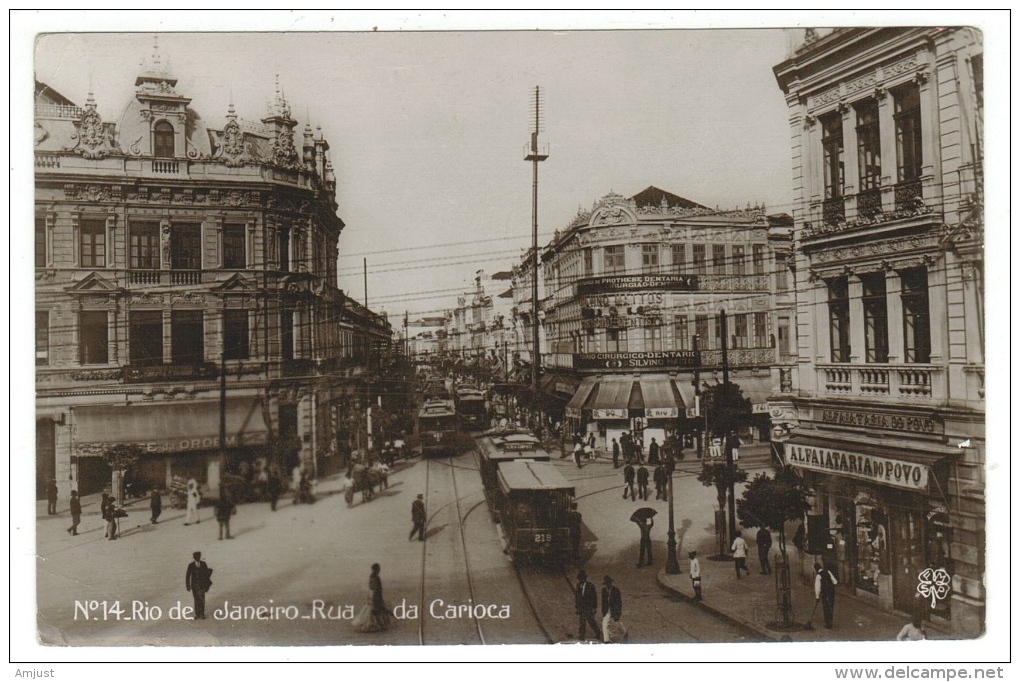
[524,86,548,393]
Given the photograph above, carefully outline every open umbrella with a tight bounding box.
[630,507,657,523]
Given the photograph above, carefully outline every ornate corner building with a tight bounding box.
[774,28,984,636]
[518,187,797,453]
[35,57,392,499]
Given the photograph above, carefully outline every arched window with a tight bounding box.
[153,121,175,158]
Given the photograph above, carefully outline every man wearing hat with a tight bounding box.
[67,490,81,536]
[601,575,623,643]
[409,493,426,541]
[185,551,213,620]
[574,570,601,642]
[689,551,702,602]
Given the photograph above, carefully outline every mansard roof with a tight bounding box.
[630,186,708,210]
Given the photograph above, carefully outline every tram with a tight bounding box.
[454,385,488,431]
[497,460,575,562]
[417,398,458,457]
[476,428,550,521]
[423,376,450,402]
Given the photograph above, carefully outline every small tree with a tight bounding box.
[697,462,748,512]
[736,465,809,556]
[101,444,142,502]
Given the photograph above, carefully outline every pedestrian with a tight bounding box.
[731,533,750,578]
[653,464,667,501]
[409,493,426,541]
[574,570,601,642]
[46,479,58,515]
[185,551,213,620]
[601,575,625,643]
[729,432,742,461]
[611,438,620,469]
[587,432,596,453]
[352,563,392,632]
[573,440,584,469]
[106,498,122,540]
[814,562,838,629]
[150,489,162,525]
[567,503,582,561]
[637,465,650,501]
[67,490,81,536]
[689,550,702,602]
[621,432,632,463]
[184,479,201,525]
[635,516,654,567]
[100,492,111,536]
[215,489,235,540]
[648,437,660,464]
[622,463,636,501]
[756,526,773,575]
[267,470,283,511]
[897,614,926,641]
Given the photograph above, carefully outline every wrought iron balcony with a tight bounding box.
[894,180,923,211]
[822,197,845,225]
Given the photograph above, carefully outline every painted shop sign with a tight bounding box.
[592,408,628,420]
[818,408,941,435]
[583,292,665,307]
[646,407,679,418]
[786,442,929,492]
[575,350,699,370]
[577,274,698,295]
[80,432,267,453]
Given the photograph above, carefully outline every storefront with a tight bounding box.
[71,397,269,494]
[569,374,686,454]
[786,433,954,619]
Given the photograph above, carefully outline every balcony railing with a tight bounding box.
[857,187,883,219]
[817,363,941,400]
[894,180,923,211]
[152,159,180,174]
[822,197,845,225]
[35,153,61,169]
[699,347,775,368]
[170,270,202,285]
[129,269,161,284]
[35,103,85,119]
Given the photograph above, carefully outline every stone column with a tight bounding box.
[927,258,946,365]
[162,309,173,365]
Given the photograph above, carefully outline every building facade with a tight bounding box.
[533,187,795,451]
[774,27,984,636]
[35,59,391,500]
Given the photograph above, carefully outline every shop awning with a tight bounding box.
[783,433,954,493]
[73,398,269,454]
[587,378,635,420]
[729,375,777,407]
[638,375,684,418]
[565,377,598,417]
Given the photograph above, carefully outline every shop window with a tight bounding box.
[752,244,765,276]
[80,218,106,268]
[153,121,175,158]
[171,223,202,270]
[692,245,707,275]
[79,310,109,365]
[894,83,922,183]
[223,224,246,269]
[712,245,726,275]
[130,222,160,269]
[171,310,204,365]
[862,272,889,363]
[853,492,889,595]
[36,310,49,366]
[827,277,850,363]
[223,309,250,360]
[732,245,746,276]
[901,267,931,363]
[130,311,163,366]
[603,245,624,276]
[641,244,659,274]
[672,244,686,274]
[35,216,47,268]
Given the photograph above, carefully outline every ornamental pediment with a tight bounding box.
[65,272,123,295]
[212,273,256,294]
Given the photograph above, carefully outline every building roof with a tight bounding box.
[630,186,708,210]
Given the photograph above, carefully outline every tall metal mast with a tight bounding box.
[524,86,548,392]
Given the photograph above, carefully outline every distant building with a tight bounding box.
[774,27,984,636]
[35,53,391,499]
[523,187,795,451]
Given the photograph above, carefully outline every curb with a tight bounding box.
[656,569,783,642]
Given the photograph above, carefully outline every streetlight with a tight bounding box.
[664,448,680,574]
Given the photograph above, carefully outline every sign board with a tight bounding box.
[575,350,699,370]
[592,408,628,420]
[646,407,679,418]
[786,442,930,492]
[752,403,770,414]
[816,407,942,436]
[577,274,699,295]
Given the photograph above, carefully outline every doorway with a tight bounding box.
[891,504,926,612]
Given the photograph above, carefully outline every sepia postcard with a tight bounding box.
[12,10,1008,670]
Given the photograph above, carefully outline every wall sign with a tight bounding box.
[817,408,942,435]
[592,408,628,420]
[577,274,699,295]
[786,442,930,492]
[575,350,699,370]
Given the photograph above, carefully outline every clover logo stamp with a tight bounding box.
[917,567,951,608]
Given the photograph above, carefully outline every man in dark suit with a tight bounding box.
[67,490,81,536]
[574,570,601,642]
[622,464,636,501]
[637,465,650,501]
[601,574,622,623]
[185,551,213,619]
[757,526,774,575]
[46,479,58,515]
[409,493,426,541]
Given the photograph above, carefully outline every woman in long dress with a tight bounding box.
[352,563,391,632]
